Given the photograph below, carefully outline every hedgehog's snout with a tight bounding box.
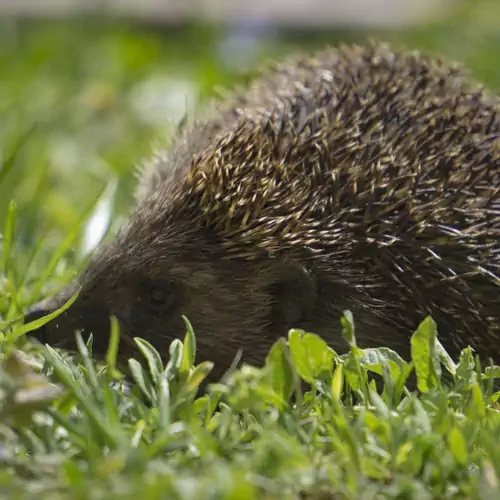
[23,286,127,356]
[24,298,60,345]
[25,301,50,323]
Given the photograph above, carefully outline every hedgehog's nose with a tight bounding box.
[24,302,51,342]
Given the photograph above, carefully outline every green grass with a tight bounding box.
[1,9,500,499]
[3,301,500,499]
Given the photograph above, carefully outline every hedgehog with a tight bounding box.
[25,41,500,381]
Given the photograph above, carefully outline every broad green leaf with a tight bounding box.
[288,329,335,384]
[265,339,295,403]
[183,361,214,394]
[357,347,409,380]
[410,316,441,393]
[448,426,468,466]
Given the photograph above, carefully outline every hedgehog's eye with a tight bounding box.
[150,286,168,305]
[146,281,174,310]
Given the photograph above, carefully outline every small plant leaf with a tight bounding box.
[288,329,335,384]
[410,316,441,393]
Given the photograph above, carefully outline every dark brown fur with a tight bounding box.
[26,41,500,380]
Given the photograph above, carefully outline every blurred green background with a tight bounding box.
[0,0,499,307]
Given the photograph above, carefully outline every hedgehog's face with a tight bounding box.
[23,217,294,375]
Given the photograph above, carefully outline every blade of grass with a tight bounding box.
[105,315,121,380]
[15,235,47,301]
[2,200,16,276]
[43,344,122,450]
[30,184,107,301]
[7,288,80,342]
[0,124,38,188]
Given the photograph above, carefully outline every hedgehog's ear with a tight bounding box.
[272,262,318,327]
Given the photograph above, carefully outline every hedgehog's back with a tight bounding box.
[179,42,499,245]
[140,41,500,206]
